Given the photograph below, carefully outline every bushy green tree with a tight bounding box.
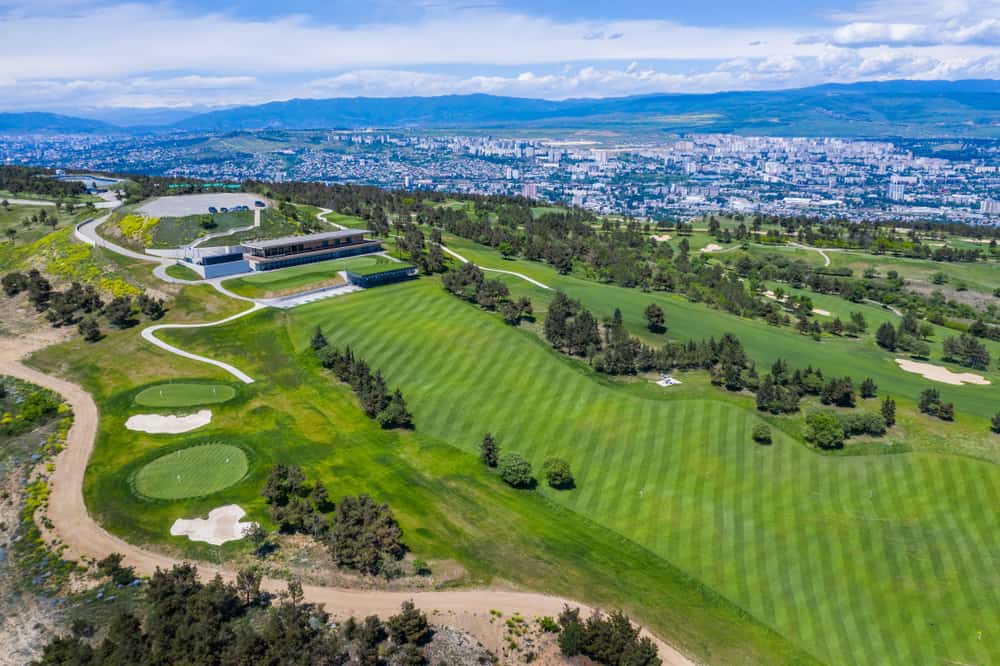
[498,453,533,488]
[803,411,845,450]
[542,457,574,489]
[751,424,772,444]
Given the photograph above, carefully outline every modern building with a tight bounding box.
[344,263,418,287]
[242,229,381,271]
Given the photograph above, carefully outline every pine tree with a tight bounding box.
[310,326,328,350]
[881,396,896,428]
[479,432,499,468]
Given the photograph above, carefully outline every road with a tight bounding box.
[0,333,694,666]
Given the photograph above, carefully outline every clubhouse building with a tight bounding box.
[181,227,383,278]
[243,229,381,271]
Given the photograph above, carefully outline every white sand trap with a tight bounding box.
[812,308,832,317]
[651,234,672,242]
[700,243,723,253]
[170,505,257,545]
[895,359,991,386]
[125,410,212,434]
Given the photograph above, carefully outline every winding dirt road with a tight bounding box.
[0,333,694,665]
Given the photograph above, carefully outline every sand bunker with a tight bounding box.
[812,308,832,317]
[170,505,257,545]
[125,410,212,434]
[895,359,991,386]
[651,234,672,242]
[700,243,723,253]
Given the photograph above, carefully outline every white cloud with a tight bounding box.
[0,0,998,110]
[820,0,1000,47]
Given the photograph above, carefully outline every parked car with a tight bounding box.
[208,206,218,213]
[254,200,265,207]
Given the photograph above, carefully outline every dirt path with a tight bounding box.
[0,334,694,664]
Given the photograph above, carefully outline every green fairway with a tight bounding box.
[26,250,1000,664]
[439,234,1000,422]
[133,443,249,500]
[276,279,1000,666]
[221,255,388,298]
[134,382,236,408]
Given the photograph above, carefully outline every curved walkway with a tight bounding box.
[441,244,552,290]
[0,336,693,666]
[141,304,265,384]
[788,242,832,267]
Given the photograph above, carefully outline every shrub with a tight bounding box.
[837,412,887,438]
[541,457,574,489]
[751,424,772,444]
[498,453,533,488]
[803,410,845,450]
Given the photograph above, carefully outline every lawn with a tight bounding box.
[150,210,255,248]
[439,233,1000,424]
[165,263,202,281]
[134,382,236,408]
[144,278,1000,665]
[133,443,249,500]
[221,255,389,298]
[29,283,811,665]
[199,209,300,248]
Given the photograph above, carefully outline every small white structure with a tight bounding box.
[656,374,682,388]
[170,505,257,545]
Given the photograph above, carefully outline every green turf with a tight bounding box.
[282,279,1000,666]
[133,443,248,500]
[134,382,236,408]
[45,284,812,665]
[165,263,202,281]
[221,255,388,298]
[440,233,1000,422]
[24,242,1000,665]
[346,261,414,276]
[150,211,254,249]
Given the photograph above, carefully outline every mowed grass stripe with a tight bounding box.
[287,279,1000,664]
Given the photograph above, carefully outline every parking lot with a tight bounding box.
[138,193,265,217]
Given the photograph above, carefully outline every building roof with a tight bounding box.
[242,228,370,251]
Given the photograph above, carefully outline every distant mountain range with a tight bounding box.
[3,80,1000,138]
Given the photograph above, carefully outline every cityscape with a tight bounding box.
[3,129,998,224]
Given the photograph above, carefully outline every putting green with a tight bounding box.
[134,383,235,408]
[133,443,248,500]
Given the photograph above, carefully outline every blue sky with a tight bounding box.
[1,0,998,111]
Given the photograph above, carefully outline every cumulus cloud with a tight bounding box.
[1,0,998,110]
[819,0,1000,47]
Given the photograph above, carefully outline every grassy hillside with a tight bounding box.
[440,234,1000,424]
[140,278,1000,665]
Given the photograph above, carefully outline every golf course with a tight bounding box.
[12,186,1000,665]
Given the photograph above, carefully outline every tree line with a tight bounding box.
[260,465,408,578]
[312,329,413,429]
[33,563,436,665]
[0,166,86,199]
